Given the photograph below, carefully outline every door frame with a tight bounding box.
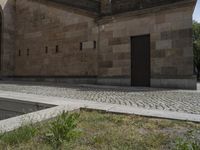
[130,34,151,87]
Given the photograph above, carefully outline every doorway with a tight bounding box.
[131,35,150,87]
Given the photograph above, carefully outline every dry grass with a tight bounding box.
[0,110,200,150]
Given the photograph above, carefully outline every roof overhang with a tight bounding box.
[110,0,192,15]
[48,0,100,13]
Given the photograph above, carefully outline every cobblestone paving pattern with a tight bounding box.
[0,82,199,115]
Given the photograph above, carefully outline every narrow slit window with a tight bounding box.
[94,41,96,49]
[45,46,48,54]
[56,45,59,53]
[27,49,29,56]
[18,50,21,56]
[80,42,83,51]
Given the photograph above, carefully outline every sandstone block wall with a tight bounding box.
[98,1,195,87]
[111,0,184,15]
[0,0,196,89]
[49,0,100,13]
[0,0,15,76]
[15,0,98,76]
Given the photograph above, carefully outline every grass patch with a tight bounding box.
[0,110,200,150]
[44,112,80,149]
[0,124,37,148]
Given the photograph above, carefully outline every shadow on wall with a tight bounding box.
[0,5,2,75]
[0,0,16,77]
[0,80,179,93]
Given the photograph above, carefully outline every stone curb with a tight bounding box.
[0,90,200,132]
[0,105,80,133]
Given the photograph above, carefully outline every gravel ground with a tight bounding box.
[0,81,199,115]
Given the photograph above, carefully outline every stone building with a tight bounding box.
[0,0,197,89]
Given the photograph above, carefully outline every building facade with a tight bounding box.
[0,0,197,89]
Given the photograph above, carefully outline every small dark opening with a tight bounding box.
[94,41,96,49]
[18,50,21,56]
[80,42,83,51]
[45,46,48,54]
[27,49,29,56]
[56,45,59,53]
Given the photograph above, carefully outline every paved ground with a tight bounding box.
[0,81,199,115]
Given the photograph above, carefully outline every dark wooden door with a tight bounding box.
[131,35,150,87]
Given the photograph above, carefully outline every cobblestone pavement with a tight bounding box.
[0,81,199,115]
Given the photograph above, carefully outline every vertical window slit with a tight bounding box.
[27,49,29,56]
[45,46,48,54]
[80,42,83,51]
[56,45,59,53]
[94,41,96,49]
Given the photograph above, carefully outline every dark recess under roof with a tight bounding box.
[48,0,189,16]
[49,0,101,13]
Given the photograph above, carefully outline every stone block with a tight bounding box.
[97,77,130,86]
[113,60,130,67]
[161,67,177,76]
[152,50,165,58]
[154,23,171,32]
[99,61,113,68]
[172,38,192,48]
[82,41,95,49]
[108,37,129,45]
[160,31,172,40]
[24,32,42,39]
[63,22,88,32]
[113,52,130,60]
[171,19,192,30]
[112,44,130,53]
[156,40,172,50]
[155,14,165,24]
[151,78,197,90]
[183,47,193,57]
[113,28,127,37]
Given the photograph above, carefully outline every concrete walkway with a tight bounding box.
[0,90,200,123]
[0,82,200,122]
[0,81,199,114]
[0,81,199,127]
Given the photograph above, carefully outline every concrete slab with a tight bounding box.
[0,89,199,133]
[0,105,80,133]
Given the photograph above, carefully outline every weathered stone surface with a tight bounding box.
[13,0,98,76]
[49,0,100,13]
[82,41,95,49]
[156,40,172,50]
[0,82,199,114]
[161,67,178,76]
[0,0,196,89]
[0,0,16,76]
[108,37,130,46]
[102,0,186,16]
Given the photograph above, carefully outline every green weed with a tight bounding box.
[44,112,80,149]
